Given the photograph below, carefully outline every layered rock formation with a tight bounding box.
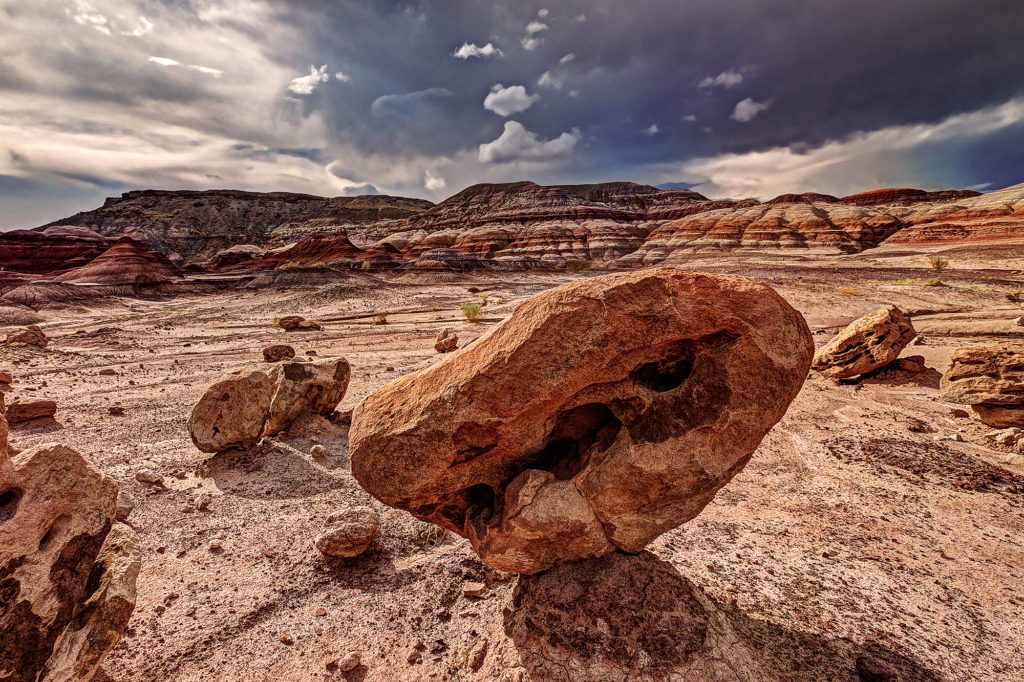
[882,183,1024,245]
[0,227,114,275]
[350,269,813,573]
[41,189,433,261]
[54,237,184,286]
[812,306,917,379]
[940,346,1024,427]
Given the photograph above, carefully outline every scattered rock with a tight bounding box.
[98,368,117,376]
[435,327,458,353]
[135,468,164,486]
[278,632,294,645]
[986,428,1024,447]
[0,371,12,384]
[108,406,125,416]
[950,408,970,418]
[1015,316,1024,327]
[896,355,926,373]
[468,638,488,671]
[188,368,275,452]
[40,522,141,682]
[278,315,321,331]
[812,306,916,379]
[6,398,57,424]
[262,344,295,362]
[115,490,135,521]
[940,346,1024,427]
[463,581,487,598]
[6,325,48,348]
[263,358,351,436]
[339,651,361,672]
[351,269,813,573]
[309,444,326,458]
[314,506,380,558]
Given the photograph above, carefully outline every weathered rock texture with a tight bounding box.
[6,325,48,348]
[434,328,458,353]
[0,227,114,275]
[40,522,141,682]
[882,183,1024,245]
[262,344,296,363]
[812,306,916,379]
[313,506,381,558]
[263,358,351,436]
[187,369,275,453]
[940,346,1024,427]
[54,237,183,286]
[6,398,57,424]
[350,269,813,573]
[0,443,119,682]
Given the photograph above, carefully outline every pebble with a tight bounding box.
[135,468,164,486]
[463,581,486,598]
[278,632,294,645]
[339,652,360,672]
[310,444,327,458]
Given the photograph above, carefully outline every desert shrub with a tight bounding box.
[564,259,593,272]
[311,261,327,268]
[461,303,483,322]
[270,317,281,327]
[835,287,861,297]
[373,311,389,325]
[925,278,943,287]
[277,260,300,271]
[360,260,371,271]
[1007,290,1023,304]
[928,255,950,271]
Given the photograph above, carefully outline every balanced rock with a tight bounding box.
[0,443,119,682]
[6,325,48,348]
[188,369,275,452]
[941,346,1024,427]
[6,398,57,424]
[350,269,813,574]
[41,522,141,682]
[314,506,380,558]
[263,344,296,362]
[812,306,916,379]
[263,358,351,436]
[435,327,458,353]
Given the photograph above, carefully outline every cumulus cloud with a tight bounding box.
[570,13,587,23]
[452,42,502,59]
[478,121,579,164]
[731,98,770,122]
[424,170,447,190]
[334,72,351,82]
[288,64,330,95]
[483,84,540,117]
[68,0,111,35]
[644,124,659,135]
[525,21,548,34]
[371,88,454,117]
[538,9,549,18]
[559,53,576,65]
[698,69,744,89]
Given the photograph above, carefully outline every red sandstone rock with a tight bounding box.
[882,183,1024,245]
[6,398,57,424]
[263,358,351,436]
[0,227,114,275]
[940,346,1024,427]
[188,369,275,452]
[434,328,458,353]
[350,269,813,573]
[55,237,183,285]
[812,307,916,379]
[263,344,296,362]
[6,325,48,348]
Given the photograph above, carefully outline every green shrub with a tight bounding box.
[373,311,389,325]
[360,260,371,271]
[928,255,949,271]
[461,303,483,322]
[925,277,943,287]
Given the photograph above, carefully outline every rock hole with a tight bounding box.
[38,514,71,551]
[466,483,496,521]
[0,488,22,523]
[630,341,697,392]
[532,403,622,480]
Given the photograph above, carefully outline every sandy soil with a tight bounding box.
[3,252,1023,681]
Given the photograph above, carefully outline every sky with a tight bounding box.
[2,0,1023,228]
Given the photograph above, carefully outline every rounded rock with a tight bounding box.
[314,506,380,558]
[187,369,275,453]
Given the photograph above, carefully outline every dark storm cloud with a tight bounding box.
[2,0,1023,227]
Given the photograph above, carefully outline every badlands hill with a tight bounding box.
[39,189,434,262]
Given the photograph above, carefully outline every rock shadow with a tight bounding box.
[860,366,943,389]
[8,417,62,435]
[503,551,942,681]
[203,441,348,500]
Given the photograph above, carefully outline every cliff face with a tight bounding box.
[40,189,434,262]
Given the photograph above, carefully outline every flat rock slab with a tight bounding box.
[350,268,813,573]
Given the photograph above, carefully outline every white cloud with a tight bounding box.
[334,72,351,82]
[538,9,549,18]
[526,21,548,34]
[677,97,1024,198]
[452,42,503,59]
[424,170,447,191]
[522,36,543,50]
[479,121,579,164]
[684,114,698,122]
[68,0,110,35]
[122,16,153,37]
[559,53,576,65]
[698,69,744,89]
[644,124,659,135]
[483,84,540,117]
[731,98,770,122]
[148,56,179,67]
[537,70,562,89]
[571,14,587,23]
[147,57,222,77]
[288,64,331,95]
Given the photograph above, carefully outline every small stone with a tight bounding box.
[315,607,327,617]
[434,328,458,353]
[950,408,970,418]
[386,366,395,372]
[6,325,48,348]
[98,368,117,376]
[310,444,327,458]
[135,468,164,486]
[278,632,294,645]
[468,638,488,671]
[339,652,360,672]
[116,490,135,521]
[0,371,11,384]
[314,506,381,558]
[1014,316,1024,327]
[463,581,486,598]
[108,406,125,416]
[262,344,295,363]
[208,542,224,554]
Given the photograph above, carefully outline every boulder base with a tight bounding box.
[350,268,813,573]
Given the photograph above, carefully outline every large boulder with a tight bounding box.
[0,444,118,682]
[811,306,916,379]
[40,522,141,682]
[263,358,351,436]
[187,369,275,453]
[6,325,48,348]
[940,346,1024,427]
[350,269,813,574]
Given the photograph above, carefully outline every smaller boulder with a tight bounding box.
[0,371,12,384]
[434,328,458,353]
[278,316,322,331]
[188,369,275,452]
[263,358,351,436]
[314,506,380,558]
[812,306,916,379]
[940,346,1024,427]
[6,325,48,348]
[896,355,926,373]
[263,344,296,363]
[6,398,57,424]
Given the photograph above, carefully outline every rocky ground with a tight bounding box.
[2,249,1023,682]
